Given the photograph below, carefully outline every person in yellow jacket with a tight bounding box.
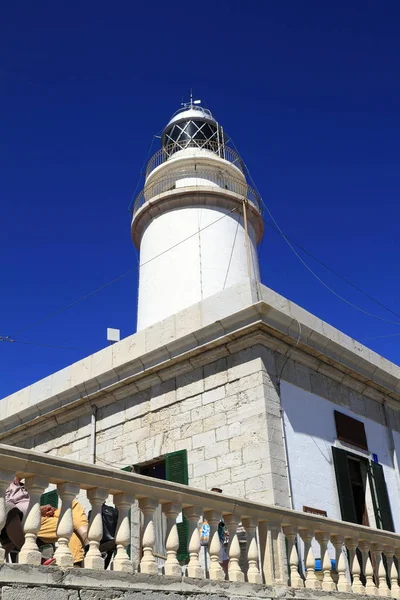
[38,499,89,565]
[2,478,88,566]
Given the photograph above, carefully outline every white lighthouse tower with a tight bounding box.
[131,100,264,330]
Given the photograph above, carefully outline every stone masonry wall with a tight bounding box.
[3,336,398,508]
[6,344,286,505]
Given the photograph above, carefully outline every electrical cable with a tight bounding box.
[3,207,239,342]
[261,219,400,322]
[260,198,400,326]
[0,339,90,351]
[7,134,399,347]
[364,332,400,340]
[139,207,238,269]
[222,213,240,289]
[10,267,138,338]
[227,136,400,328]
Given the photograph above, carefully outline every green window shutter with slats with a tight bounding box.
[332,447,358,524]
[40,489,59,509]
[368,461,394,532]
[165,450,189,562]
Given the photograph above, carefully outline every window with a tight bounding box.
[332,447,394,531]
[334,410,368,450]
[134,450,189,561]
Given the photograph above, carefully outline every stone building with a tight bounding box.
[1,101,400,564]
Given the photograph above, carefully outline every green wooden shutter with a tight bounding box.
[332,447,358,524]
[368,462,394,532]
[165,450,189,562]
[40,489,59,508]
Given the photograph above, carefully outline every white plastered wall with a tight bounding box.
[281,380,400,533]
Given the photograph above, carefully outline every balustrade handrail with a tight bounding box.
[145,141,245,177]
[132,169,262,217]
[1,442,400,590]
[0,443,394,538]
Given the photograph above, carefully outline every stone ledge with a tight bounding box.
[0,567,383,600]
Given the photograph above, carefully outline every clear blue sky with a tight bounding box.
[1,1,400,398]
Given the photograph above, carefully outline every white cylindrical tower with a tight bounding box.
[131,102,264,330]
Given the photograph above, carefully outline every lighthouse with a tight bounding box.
[131,100,264,330]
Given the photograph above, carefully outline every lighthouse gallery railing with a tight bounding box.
[132,168,262,217]
[146,141,245,177]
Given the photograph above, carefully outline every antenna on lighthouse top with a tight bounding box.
[181,90,202,109]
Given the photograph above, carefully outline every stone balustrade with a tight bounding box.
[0,443,399,597]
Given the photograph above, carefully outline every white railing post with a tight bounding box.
[225,514,244,583]
[19,476,48,565]
[54,482,80,568]
[351,542,365,594]
[0,470,15,564]
[162,502,182,577]
[113,492,134,572]
[284,526,304,588]
[185,506,203,579]
[242,518,262,584]
[377,547,390,597]
[332,535,351,593]
[363,541,377,596]
[84,487,108,570]
[260,521,287,585]
[139,497,159,575]
[302,529,321,590]
[317,532,336,592]
[390,549,400,599]
[204,510,225,581]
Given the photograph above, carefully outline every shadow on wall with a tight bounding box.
[280,379,395,470]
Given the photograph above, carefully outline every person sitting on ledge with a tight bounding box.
[1,477,89,566]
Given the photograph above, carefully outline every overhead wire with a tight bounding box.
[261,218,400,322]
[5,133,400,349]
[3,206,239,344]
[227,135,400,328]
[1,339,90,351]
[223,212,240,289]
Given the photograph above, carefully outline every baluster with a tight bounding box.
[113,493,134,572]
[225,514,244,583]
[317,532,336,591]
[204,510,225,581]
[139,497,159,575]
[54,482,80,568]
[364,541,378,596]
[377,547,390,598]
[242,518,262,584]
[302,529,321,589]
[0,470,15,564]
[162,502,182,576]
[185,506,203,579]
[84,487,108,570]
[351,542,365,594]
[19,476,48,565]
[332,535,351,593]
[283,526,304,588]
[370,542,387,596]
[390,549,400,599]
